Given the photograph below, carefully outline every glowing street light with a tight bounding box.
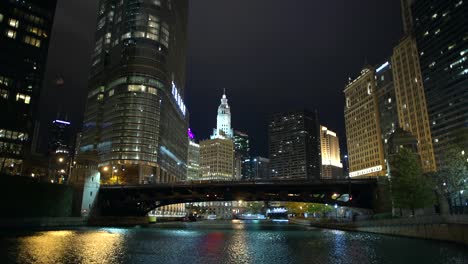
[58,157,64,163]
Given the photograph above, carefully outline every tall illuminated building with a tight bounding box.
[78,0,189,184]
[345,57,436,177]
[211,91,233,139]
[0,0,57,174]
[392,36,436,172]
[320,126,343,179]
[187,128,200,181]
[412,0,468,164]
[199,138,234,181]
[344,68,387,178]
[268,110,321,180]
[199,90,235,181]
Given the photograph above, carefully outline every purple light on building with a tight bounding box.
[188,128,195,140]
[53,120,71,125]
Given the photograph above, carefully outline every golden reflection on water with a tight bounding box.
[15,229,124,264]
[226,223,252,264]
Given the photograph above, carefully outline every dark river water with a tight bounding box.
[0,220,467,264]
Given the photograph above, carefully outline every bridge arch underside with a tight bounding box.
[95,181,378,217]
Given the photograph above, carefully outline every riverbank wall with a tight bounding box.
[291,216,468,246]
[0,217,87,228]
[0,176,73,218]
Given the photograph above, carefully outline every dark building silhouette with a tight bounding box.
[78,0,189,184]
[250,156,270,180]
[268,110,321,180]
[233,130,252,179]
[412,0,468,164]
[0,0,57,174]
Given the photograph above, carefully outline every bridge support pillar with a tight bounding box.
[68,152,100,217]
[372,178,392,214]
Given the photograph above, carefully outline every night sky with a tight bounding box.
[39,0,403,157]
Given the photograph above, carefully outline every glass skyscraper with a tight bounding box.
[0,0,57,175]
[412,0,468,163]
[79,0,189,184]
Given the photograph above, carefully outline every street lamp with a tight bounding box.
[58,157,64,163]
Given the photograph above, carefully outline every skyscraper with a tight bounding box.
[250,156,270,180]
[375,61,398,146]
[187,129,200,181]
[412,0,468,164]
[401,0,416,34]
[392,36,436,172]
[199,138,234,181]
[344,68,387,178]
[233,130,252,179]
[78,0,189,184]
[211,91,233,139]
[0,0,57,175]
[268,110,321,180]
[320,126,343,179]
[345,55,436,177]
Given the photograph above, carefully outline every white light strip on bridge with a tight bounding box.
[349,165,383,178]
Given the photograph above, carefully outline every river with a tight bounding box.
[0,220,466,264]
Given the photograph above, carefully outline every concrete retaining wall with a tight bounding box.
[302,215,468,245]
[0,217,87,228]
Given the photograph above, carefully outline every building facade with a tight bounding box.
[0,0,57,174]
[412,0,468,164]
[320,126,343,179]
[344,68,387,178]
[233,130,252,179]
[392,36,436,172]
[250,156,270,180]
[375,61,398,146]
[211,91,233,139]
[187,140,200,181]
[199,138,234,181]
[78,0,189,184]
[268,110,321,180]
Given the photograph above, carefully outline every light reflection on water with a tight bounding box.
[0,222,467,264]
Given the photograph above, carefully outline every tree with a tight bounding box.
[390,148,434,216]
[432,145,467,214]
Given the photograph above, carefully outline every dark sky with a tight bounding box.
[40,0,403,157]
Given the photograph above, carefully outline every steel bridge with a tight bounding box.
[94,179,380,216]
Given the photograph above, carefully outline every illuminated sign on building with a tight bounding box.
[53,120,71,125]
[172,81,186,116]
[376,61,389,73]
[349,165,383,178]
[188,128,195,140]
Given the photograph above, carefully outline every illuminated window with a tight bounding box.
[16,93,31,104]
[8,18,19,28]
[0,76,11,86]
[0,89,8,99]
[0,13,3,22]
[27,26,46,38]
[24,36,41,47]
[6,29,16,39]
[128,85,146,92]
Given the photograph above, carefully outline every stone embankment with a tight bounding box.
[290,215,468,245]
[0,217,87,228]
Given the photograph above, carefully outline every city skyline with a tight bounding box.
[38,0,403,156]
